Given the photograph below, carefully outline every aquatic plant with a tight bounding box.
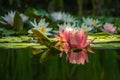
[58,22,79,30]
[81,17,102,32]
[55,27,94,64]
[28,19,52,36]
[50,12,78,23]
[103,23,116,33]
[0,11,28,26]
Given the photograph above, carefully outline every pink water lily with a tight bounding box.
[66,29,94,64]
[55,27,94,64]
[103,23,116,33]
[54,28,70,57]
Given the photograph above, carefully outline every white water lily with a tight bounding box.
[0,11,28,26]
[62,13,77,22]
[82,17,93,26]
[58,22,80,30]
[81,23,93,32]
[50,12,63,21]
[28,19,52,35]
[20,14,28,22]
[82,17,102,27]
[0,11,15,26]
[82,17,102,31]
[50,12,77,23]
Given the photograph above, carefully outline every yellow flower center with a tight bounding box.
[60,37,65,48]
[92,20,96,26]
[39,26,46,33]
[82,27,88,31]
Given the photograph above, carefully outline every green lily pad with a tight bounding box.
[0,43,46,49]
[91,43,120,49]
[0,34,120,49]
[0,36,32,43]
[88,35,120,43]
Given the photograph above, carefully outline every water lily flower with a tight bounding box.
[66,29,94,64]
[0,11,28,26]
[81,23,93,32]
[28,19,52,35]
[0,11,15,26]
[54,27,71,57]
[82,17,102,31]
[103,23,116,33]
[63,13,78,23]
[58,22,79,30]
[50,12,63,21]
[19,14,28,22]
[50,12,77,22]
[55,27,94,64]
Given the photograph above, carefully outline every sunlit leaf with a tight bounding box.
[32,28,51,47]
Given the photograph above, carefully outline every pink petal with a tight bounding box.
[63,43,69,52]
[67,52,77,64]
[77,50,88,64]
[66,49,89,64]
[55,42,60,46]
[59,52,63,58]
[87,46,94,53]
[79,29,87,47]
[64,29,71,42]
[59,28,64,37]
[54,35,60,40]
[84,39,94,47]
[66,52,71,61]
[69,32,79,48]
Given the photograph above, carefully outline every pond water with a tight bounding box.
[0,36,120,80]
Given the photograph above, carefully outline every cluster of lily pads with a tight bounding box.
[0,8,120,64]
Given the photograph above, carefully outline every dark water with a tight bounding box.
[0,47,120,80]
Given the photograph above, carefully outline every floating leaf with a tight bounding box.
[32,28,51,47]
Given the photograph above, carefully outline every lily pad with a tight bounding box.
[0,36,32,43]
[88,35,120,43]
[0,43,46,49]
[91,43,120,49]
[0,34,120,49]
